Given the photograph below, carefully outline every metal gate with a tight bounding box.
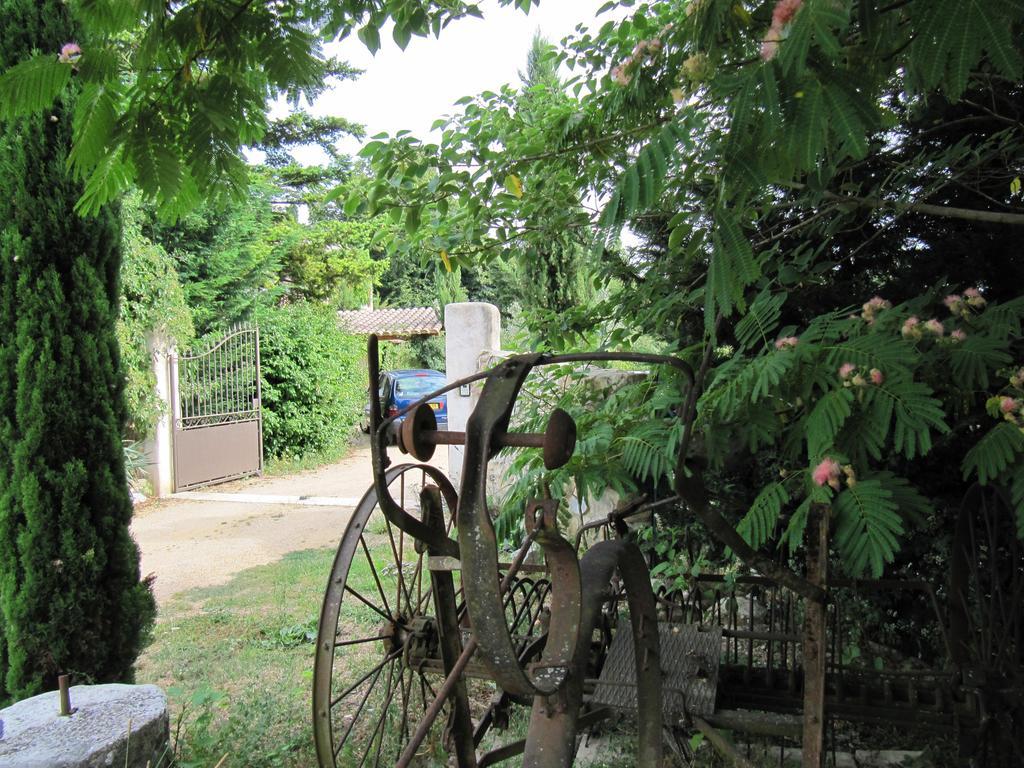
[170,324,263,491]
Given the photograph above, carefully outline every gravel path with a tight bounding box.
[132,438,449,603]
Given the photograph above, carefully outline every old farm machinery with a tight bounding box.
[312,337,1023,767]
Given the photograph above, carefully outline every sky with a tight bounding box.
[291,1,619,161]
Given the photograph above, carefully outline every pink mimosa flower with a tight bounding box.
[869,368,884,386]
[1000,397,1019,414]
[775,336,799,350]
[813,457,841,489]
[772,0,804,27]
[58,42,81,64]
[839,363,856,380]
[901,316,921,340]
[951,329,967,343]
[925,319,945,336]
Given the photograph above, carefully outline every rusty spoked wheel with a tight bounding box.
[313,464,460,767]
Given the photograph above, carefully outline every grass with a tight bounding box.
[137,547,336,768]
[136,534,650,768]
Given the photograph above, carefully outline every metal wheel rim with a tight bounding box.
[312,464,457,768]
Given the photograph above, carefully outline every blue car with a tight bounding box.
[361,369,448,433]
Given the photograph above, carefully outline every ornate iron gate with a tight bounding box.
[170,324,263,491]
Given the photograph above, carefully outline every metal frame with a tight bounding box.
[361,337,687,767]
[170,324,263,491]
[313,334,1023,768]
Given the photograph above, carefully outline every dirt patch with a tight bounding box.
[132,439,449,604]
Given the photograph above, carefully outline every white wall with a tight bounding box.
[443,302,501,487]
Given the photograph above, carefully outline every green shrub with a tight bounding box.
[118,193,195,441]
[255,302,364,459]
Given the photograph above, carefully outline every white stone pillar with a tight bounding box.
[145,334,176,497]
[444,302,501,487]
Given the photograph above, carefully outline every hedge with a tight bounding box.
[255,302,365,459]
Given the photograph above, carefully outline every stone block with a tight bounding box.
[0,684,169,768]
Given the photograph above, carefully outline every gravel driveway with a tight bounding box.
[132,438,449,603]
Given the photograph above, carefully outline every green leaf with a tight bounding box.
[973,0,1024,79]
[823,83,868,160]
[735,289,786,350]
[599,119,691,232]
[963,422,1024,484]
[392,24,412,50]
[622,165,640,218]
[0,55,72,120]
[834,478,903,577]
[67,83,118,179]
[778,6,812,75]
[76,0,139,31]
[358,24,381,54]
[949,335,1011,390]
[787,80,826,170]
[343,191,362,216]
[760,64,780,123]
[807,0,845,60]
[405,204,422,234]
[877,380,948,460]
[738,482,790,549]
[75,148,131,215]
[323,185,347,204]
[668,222,689,252]
[806,388,854,458]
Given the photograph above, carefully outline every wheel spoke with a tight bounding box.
[397,663,414,744]
[333,651,391,761]
[334,635,382,649]
[331,648,401,707]
[360,658,400,768]
[360,535,393,619]
[344,583,392,623]
[386,517,413,611]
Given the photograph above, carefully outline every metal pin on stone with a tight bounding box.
[58,674,76,716]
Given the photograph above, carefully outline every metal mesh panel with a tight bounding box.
[592,622,721,717]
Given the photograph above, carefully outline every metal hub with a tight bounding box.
[379,615,441,662]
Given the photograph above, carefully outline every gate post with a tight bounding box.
[443,302,500,487]
[146,333,176,497]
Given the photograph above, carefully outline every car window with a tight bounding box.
[378,375,388,398]
[394,375,446,396]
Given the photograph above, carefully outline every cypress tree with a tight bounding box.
[0,0,155,702]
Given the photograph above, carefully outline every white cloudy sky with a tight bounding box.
[292,1,619,159]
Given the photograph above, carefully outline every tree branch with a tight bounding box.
[824,190,1024,225]
[785,182,1024,225]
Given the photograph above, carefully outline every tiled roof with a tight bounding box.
[336,306,442,339]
